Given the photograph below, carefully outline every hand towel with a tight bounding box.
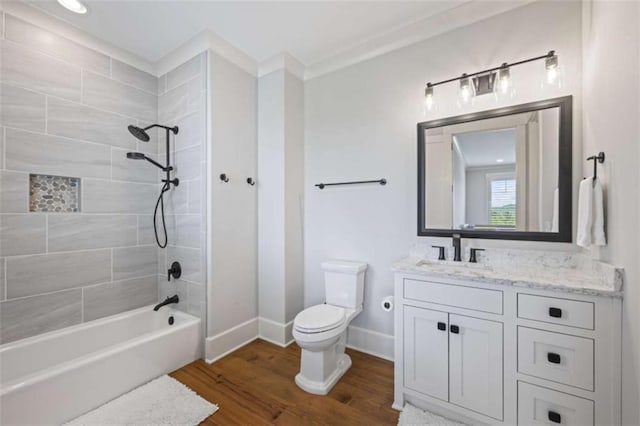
[576,178,593,247]
[592,177,606,245]
[551,187,559,232]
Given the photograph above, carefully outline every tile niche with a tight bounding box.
[29,174,81,213]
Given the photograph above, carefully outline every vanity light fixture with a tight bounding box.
[57,0,87,14]
[424,50,558,107]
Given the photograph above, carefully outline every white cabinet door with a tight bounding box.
[403,306,449,401]
[449,314,503,420]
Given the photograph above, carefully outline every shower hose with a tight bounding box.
[154,182,171,248]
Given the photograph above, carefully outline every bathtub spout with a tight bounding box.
[154,295,179,311]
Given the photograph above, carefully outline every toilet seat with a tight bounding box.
[294,304,345,334]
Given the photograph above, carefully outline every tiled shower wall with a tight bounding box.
[0,13,162,344]
[157,53,207,322]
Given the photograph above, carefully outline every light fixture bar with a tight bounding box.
[425,50,555,88]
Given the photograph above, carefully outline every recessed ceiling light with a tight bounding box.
[496,159,504,163]
[57,0,87,14]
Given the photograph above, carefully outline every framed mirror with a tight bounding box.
[418,96,572,242]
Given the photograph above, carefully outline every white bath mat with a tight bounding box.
[65,375,218,426]
[398,403,468,426]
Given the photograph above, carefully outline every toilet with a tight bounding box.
[293,260,367,395]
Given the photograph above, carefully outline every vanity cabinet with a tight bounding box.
[394,271,622,426]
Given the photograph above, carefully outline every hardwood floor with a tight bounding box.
[170,339,399,425]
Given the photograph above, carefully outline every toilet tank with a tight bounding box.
[322,260,368,308]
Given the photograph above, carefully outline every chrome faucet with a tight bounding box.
[452,234,462,262]
[154,295,179,311]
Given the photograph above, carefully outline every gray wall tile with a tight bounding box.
[4,15,110,75]
[174,145,201,181]
[0,171,28,213]
[48,214,137,252]
[174,110,204,151]
[82,179,158,214]
[138,215,155,245]
[0,39,81,101]
[47,97,135,150]
[166,55,201,91]
[0,214,46,257]
[158,83,189,123]
[0,128,4,169]
[165,184,188,215]
[167,246,202,284]
[187,179,201,214]
[158,275,187,305]
[83,276,156,321]
[157,74,167,95]
[5,128,111,179]
[6,249,111,298]
[173,214,201,248]
[0,259,5,300]
[112,245,157,281]
[0,83,46,132]
[82,71,156,122]
[111,59,157,94]
[0,289,82,344]
[111,147,158,184]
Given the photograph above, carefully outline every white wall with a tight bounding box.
[207,50,258,347]
[258,68,304,345]
[582,1,640,424]
[304,0,582,350]
[465,165,515,226]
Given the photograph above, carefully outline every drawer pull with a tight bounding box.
[548,411,562,423]
[549,307,563,318]
[437,322,447,331]
[450,325,460,334]
[547,352,561,364]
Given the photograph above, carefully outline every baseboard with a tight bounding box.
[205,317,259,363]
[258,317,294,347]
[346,325,394,361]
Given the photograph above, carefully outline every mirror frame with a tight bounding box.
[417,95,573,242]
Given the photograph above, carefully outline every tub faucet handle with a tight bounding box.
[168,261,182,282]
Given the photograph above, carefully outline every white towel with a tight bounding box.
[551,187,559,232]
[592,177,606,246]
[577,177,606,247]
[577,178,594,247]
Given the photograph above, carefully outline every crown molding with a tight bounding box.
[155,29,257,77]
[1,0,156,75]
[304,0,537,81]
[258,52,305,80]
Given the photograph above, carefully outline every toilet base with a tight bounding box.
[295,353,352,395]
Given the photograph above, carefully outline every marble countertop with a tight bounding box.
[392,253,624,298]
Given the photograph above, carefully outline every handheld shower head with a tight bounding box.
[126,152,146,160]
[128,125,151,142]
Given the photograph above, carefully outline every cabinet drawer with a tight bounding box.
[518,381,594,426]
[518,327,594,391]
[518,294,594,330]
[404,279,503,314]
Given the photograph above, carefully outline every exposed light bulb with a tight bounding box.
[496,159,504,163]
[424,84,434,111]
[498,64,511,94]
[545,51,559,86]
[459,74,472,103]
[57,0,87,14]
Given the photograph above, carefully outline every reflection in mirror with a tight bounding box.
[418,96,572,242]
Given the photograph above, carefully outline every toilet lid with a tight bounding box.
[294,304,345,333]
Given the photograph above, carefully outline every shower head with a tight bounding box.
[126,152,146,160]
[128,125,151,142]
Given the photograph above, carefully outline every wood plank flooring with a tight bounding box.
[170,339,398,425]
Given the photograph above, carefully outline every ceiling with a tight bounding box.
[455,128,516,168]
[25,0,468,65]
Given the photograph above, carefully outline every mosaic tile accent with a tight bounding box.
[29,174,81,212]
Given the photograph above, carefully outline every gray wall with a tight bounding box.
[157,53,207,323]
[0,13,160,344]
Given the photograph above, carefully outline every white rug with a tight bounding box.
[398,404,468,426]
[65,375,218,426]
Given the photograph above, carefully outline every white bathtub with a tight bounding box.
[0,305,201,425]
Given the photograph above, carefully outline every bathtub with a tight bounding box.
[0,305,201,425]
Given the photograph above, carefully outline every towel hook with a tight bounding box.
[586,152,605,181]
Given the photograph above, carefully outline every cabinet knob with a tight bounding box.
[548,411,562,424]
[549,307,563,318]
[547,352,561,364]
[450,325,460,334]
[437,322,447,331]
